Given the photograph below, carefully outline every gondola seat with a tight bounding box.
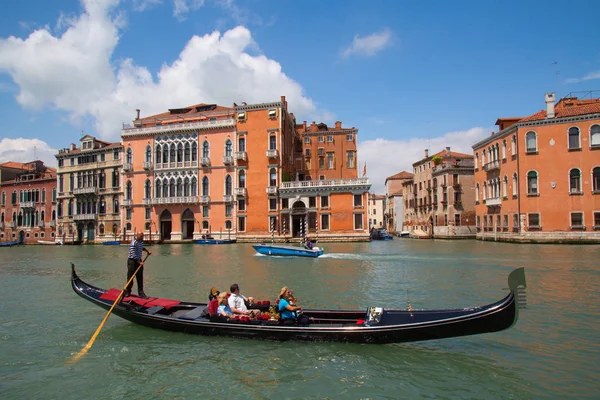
[145,305,165,315]
[178,306,207,320]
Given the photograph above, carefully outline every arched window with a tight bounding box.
[191,177,197,196]
[474,153,478,169]
[155,180,162,198]
[99,224,104,235]
[512,173,518,196]
[202,141,210,158]
[192,142,198,162]
[113,196,119,211]
[239,170,246,188]
[156,145,162,164]
[126,148,133,164]
[569,169,581,193]
[502,175,508,198]
[169,178,176,197]
[184,143,190,162]
[511,135,517,155]
[145,179,151,199]
[177,143,183,163]
[225,139,232,157]
[184,177,190,197]
[170,144,176,163]
[162,178,168,198]
[51,210,56,220]
[526,131,537,153]
[202,221,209,230]
[590,125,600,147]
[99,196,106,214]
[593,167,600,192]
[475,183,479,202]
[176,178,183,197]
[126,180,132,200]
[527,171,538,195]
[568,127,580,150]
[482,149,486,165]
[225,220,232,230]
[126,222,132,231]
[145,145,152,163]
[162,145,168,164]
[225,175,232,196]
[482,182,487,200]
[57,203,62,217]
[202,176,209,196]
[238,136,246,152]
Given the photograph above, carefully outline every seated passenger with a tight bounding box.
[228,283,261,318]
[278,286,310,326]
[217,292,233,318]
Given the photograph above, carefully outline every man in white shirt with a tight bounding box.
[228,283,260,318]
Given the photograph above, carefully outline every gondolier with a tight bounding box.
[125,233,151,299]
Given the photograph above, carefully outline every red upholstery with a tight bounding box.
[207,298,219,316]
[99,288,181,311]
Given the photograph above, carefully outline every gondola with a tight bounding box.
[71,265,526,344]
[38,239,63,245]
[252,243,324,257]
[0,239,23,247]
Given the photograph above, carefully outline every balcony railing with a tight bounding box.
[200,157,210,167]
[484,197,501,206]
[200,195,210,204]
[235,151,247,161]
[73,213,97,221]
[73,187,97,195]
[223,156,234,165]
[122,199,133,207]
[266,186,277,194]
[20,201,35,208]
[122,118,235,137]
[235,187,247,197]
[483,160,501,172]
[143,161,153,170]
[223,195,233,203]
[142,198,152,205]
[266,149,279,158]
[49,220,56,227]
[122,163,133,172]
[280,178,370,189]
[151,196,197,205]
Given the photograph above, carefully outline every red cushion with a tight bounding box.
[207,298,219,315]
[99,288,181,311]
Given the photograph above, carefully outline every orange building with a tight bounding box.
[121,97,371,242]
[0,161,58,244]
[472,92,600,243]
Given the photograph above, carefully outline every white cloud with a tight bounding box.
[173,0,205,20]
[566,70,600,84]
[358,126,491,194]
[0,138,58,167]
[341,28,392,59]
[132,0,163,12]
[0,0,316,141]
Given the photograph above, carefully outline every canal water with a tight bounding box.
[0,240,598,399]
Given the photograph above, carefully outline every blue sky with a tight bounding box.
[1,0,599,193]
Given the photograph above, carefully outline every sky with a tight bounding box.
[1,0,599,193]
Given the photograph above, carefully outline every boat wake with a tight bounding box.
[319,253,365,259]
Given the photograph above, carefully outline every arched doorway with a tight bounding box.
[77,223,84,242]
[291,201,307,238]
[18,230,25,243]
[181,208,195,240]
[87,222,95,241]
[160,210,172,240]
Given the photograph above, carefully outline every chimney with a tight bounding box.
[445,146,451,156]
[135,109,140,120]
[545,92,556,119]
[424,149,429,158]
[335,121,342,130]
[70,143,76,151]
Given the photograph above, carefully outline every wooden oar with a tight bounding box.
[68,253,150,364]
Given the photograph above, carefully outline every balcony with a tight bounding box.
[142,198,152,205]
[485,197,501,206]
[223,156,234,165]
[38,221,45,228]
[20,201,35,208]
[49,220,56,227]
[223,195,233,203]
[122,163,133,173]
[10,221,16,229]
[122,199,133,207]
[142,161,153,170]
[122,118,235,137]
[266,186,277,194]
[235,187,247,197]
[200,195,210,204]
[73,213,97,221]
[452,182,461,190]
[483,160,501,172]
[73,187,97,195]
[235,151,247,161]
[151,196,197,205]
[266,149,279,158]
[200,157,210,167]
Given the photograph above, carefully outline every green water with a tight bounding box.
[0,240,598,399]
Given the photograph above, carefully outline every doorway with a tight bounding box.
[291,201,307,238]
[181,208,195,240]
[160,209,172,240]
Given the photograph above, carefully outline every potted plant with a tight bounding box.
[431,155,443,165]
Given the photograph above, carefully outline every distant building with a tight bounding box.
[472,92,600,243]
[55,136,123,243]
[367,193,386,230]
[0,161,57,243]
[384,171,413,233]
[403,148,476,238]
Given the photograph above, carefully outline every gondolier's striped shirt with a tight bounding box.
[128,239,144,260]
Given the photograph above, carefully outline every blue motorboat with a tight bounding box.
[102,240,121,245]
[371,229,393,240]
[194,239,236,245]
[252,243,324,257]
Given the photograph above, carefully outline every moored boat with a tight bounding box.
[38,239,63,245]
[252,243,324,257]
[194,238,236,245]
[102,240,121,245]
[0,240,22,247]
[71,266,526,344]
[371,229,393,240]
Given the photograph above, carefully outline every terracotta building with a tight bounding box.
[55,136,124,243]
[0,161,58,244]
[472,92,600,243]
[120,96,371,242]
[403,148,476,238]
[384,171,413,233]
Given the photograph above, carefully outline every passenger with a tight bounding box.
[217,292,233,318]
[228,283,260,318]
[278,286,310,326]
